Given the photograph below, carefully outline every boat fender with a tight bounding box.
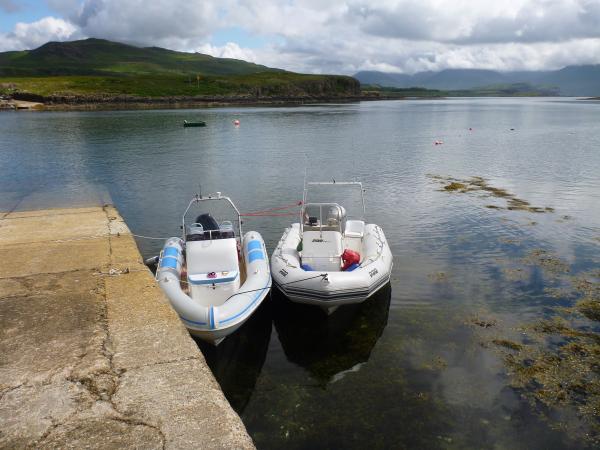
[301,263,314,271]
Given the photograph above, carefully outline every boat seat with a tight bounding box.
[186,223,204,241]
[187,230,223,241]
[219,221,235,239]
[186,238,239,274]
[345,220,365,238]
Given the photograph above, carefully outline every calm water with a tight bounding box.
[1,98,599,449]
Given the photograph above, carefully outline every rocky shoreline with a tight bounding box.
[0,91,442,111]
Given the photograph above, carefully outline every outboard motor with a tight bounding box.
[195,213,220,231]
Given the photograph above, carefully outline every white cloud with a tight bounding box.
[343,0,600,44]
[0,17,77,51]
[71,0,223,49]
[197,42,258,62]
[1,0,600,73]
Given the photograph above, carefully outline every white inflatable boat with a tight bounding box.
[156,193,271,345]
[271,181,392,313]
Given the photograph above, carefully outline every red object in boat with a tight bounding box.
[207,272,217,279]
[341,249,360,271]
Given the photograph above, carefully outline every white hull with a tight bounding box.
[157,232,271,345]
[271,223,392,312]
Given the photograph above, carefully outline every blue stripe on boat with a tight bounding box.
[220,280,271,324]
[163,247,179,258]
[179,315,208,326]
[247,240,262,252]
[209,307,215,329]
[248,251,264,263]
[160,257,178,269]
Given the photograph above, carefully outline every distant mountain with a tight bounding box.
[0,38,281,77]
[355,65,600,96]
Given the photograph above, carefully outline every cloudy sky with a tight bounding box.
[1,0,599,74]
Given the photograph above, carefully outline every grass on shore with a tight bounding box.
[0,72,359,99]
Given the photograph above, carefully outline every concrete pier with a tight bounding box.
[0,205,254,449]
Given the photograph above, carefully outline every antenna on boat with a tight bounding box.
[303,154,308,192]
[302,154,309,206]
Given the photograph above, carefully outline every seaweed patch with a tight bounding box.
[428,271,448,282]
[429,174,554,213]
[443,182,468,192]
[483,270,600,445]
[522,249,570,276]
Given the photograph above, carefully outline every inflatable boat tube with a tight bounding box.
[157,232,271,345]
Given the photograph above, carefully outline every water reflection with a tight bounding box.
[272,284,391,384]
[3,99,600,448]
[196,299,273,413]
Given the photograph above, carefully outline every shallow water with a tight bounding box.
[1,98,599,449]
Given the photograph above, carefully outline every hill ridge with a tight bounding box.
[0,37,280,77]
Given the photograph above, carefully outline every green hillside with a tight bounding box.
[0,38,360,101]
[0,38,279,77]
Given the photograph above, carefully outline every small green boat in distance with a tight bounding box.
[183,120,206,127]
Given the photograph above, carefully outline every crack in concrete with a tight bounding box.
[32,408,82,449]
[0,383,24,403]
[100,206,168,447]
[127,355,201,372]
[0,234,125,246]
[1,209,104,221]
[13,209,167,447]
[112,417,167,450]
[0,268,91,281]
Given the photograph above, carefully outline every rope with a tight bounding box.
[278,273,328,286]
[131,233,171,240]
[241,212,300,218]
[241,201,302,217]
[165,272,327,291]
[223,286,270,301]
[162,276,270,302]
